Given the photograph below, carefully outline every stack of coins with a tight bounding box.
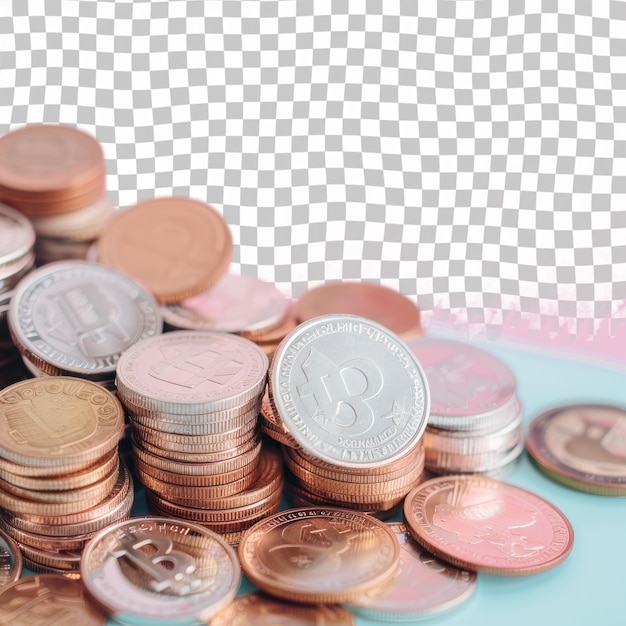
[115,330,283,545]
[292,281,424,340]
[0,124,116,264]
[161,272,295,358]
[7,260,162,389]
[268,314,431,516]
[0,204,36,387]
[407,338,524,475]
[0,377,131,576]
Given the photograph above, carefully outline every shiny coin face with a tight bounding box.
[238,507,400,604]
[210,592,355,626]
[270,315,430,468]
[80,516,241,625]
[0,574,106,625]
[526,404,626,496]
[346,522,476,621]
[0,527,22,588]
[162,273,290,336]
[403,475,574,576]
[115,330,268,412]
[8,260,162,379]
[407,338,517,427]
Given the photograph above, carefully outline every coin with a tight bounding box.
[115,330,268,413]
[7,260,162,381]
[403,475,574,576]
[0,527,22,588]
[525,404,626,496]
[238,507,400,604]
[270,314,430,468]
[97,196,233,303]
[0,574,106,625]
[0,203,36,275]
[345,522,476,621]
[162,272,291,336]
[293,281,422,339]
[0,377,125,472]
[80,516,241,625]
[210,592,356,626]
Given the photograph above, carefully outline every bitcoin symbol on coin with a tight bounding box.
[112,531,201,596]
[297,349,393,435]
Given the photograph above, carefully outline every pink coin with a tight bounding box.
[115,330,268,413]
[403,474,574,576]
[161,273,290,335]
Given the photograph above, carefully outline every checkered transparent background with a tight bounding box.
[1,0,625,342]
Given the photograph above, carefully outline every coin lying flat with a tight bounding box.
[526,404,626,496]
[0,574,106,625]
[238,507,400,604]
[0,527,22,588]
[403,475,574,576]
[345,522,476,621]
[80,516,241,625]
[270,314,430,469]
[210,592,355,626]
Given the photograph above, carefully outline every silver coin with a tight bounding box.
[270,314,430,468]
[8,260,162,380]
[0,203,35,272]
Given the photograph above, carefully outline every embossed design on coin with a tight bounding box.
[403,475,574,576]
[80,516,240,624]
[346,522,476,621]
[0,574,106,625]
[238,507,400,603]
[526,404,626,495]
[270,315,429,468]
[8,260,161,379]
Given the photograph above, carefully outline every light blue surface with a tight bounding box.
[118,337,626,625]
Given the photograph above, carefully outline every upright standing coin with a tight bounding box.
[80,516,241,625]
[403,475,574,576]
[97,197,232,303]
[238,507,400,604]
[345,522,476,621]
[270,314,430,468]
[526,404,626,496]
[210,592,355,626]
[7,260,162,381]
[0,574,106,626]
[0,527,22,588]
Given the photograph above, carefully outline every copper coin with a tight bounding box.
[0,574,106,625]
[346,522,476,621]
[403,475,574,576]
[0,517,94,552]
[97,196,233,303]
[0,527,22,588]
[238,507,400,603]
[293,281,422,339]
[210,592,355,626]
[526,404,626,496]
[81,516,241,624]
[162,272,291,336]
[17,542,82,572]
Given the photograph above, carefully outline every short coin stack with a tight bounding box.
[407,338,524,475]
[115,330,283,545]
[0,124,117,264]
[268,314,430,516]
[0,377,130,576]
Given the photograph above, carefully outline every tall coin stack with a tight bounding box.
[267,314,430,516]
[115,330,284,545]
[0,204,36,387]
[0,377,131,576]
[0,124,117,264]
[407,338,524,475]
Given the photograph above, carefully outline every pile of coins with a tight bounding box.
[407,337,524,475]
[0,124,116,265]
[266,314,431,515]
[115,330,283,545]
[0,377,131,576]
